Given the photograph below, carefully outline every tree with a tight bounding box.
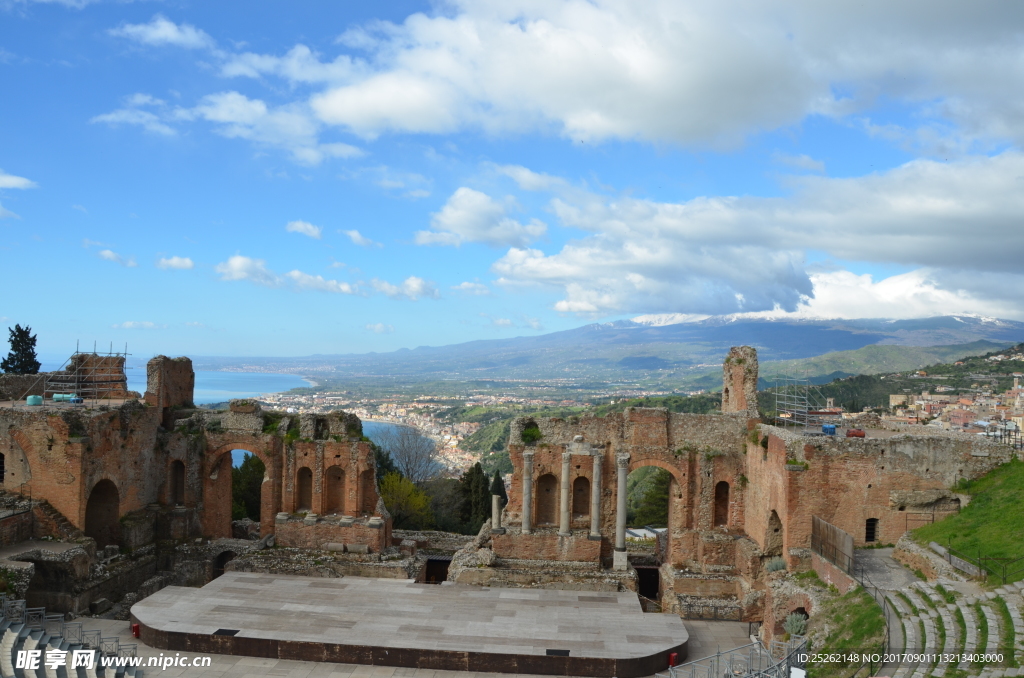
[231,452,265,522]
[1,324,41,375]
[374,425,440,483]
[420,478,465,533]
[379,472,434,529]
[459,463,491,533]
[372,442,400,486]
[630,468,671,527]
[490,469,508,508]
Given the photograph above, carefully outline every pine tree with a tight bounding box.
[1,324,41,375]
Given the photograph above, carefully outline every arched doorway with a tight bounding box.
[535,474,558,525]
[360,469,375,514]
[765,509,783,556]
[296,467,313,512]
[572,477,590,519]
[85,479,120,548]
[213,550,235,579]
[325,466,345,514]
[170,460,185,505]
[714,481,730,527]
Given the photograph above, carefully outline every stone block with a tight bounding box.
[347,544,369,554]
[89,598,112,615]
[324,543,345,552]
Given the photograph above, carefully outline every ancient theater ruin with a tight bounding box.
[0,345,1016,673]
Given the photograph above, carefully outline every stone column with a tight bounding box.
[521,452,534,534]
[589,450,602,539]
[613,453,630,570]
[559,451,571,536]
[491,494,504,533]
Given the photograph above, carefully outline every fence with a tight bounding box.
[932,541,1024,584]
[810,515,854,573]
[658,635,807,678]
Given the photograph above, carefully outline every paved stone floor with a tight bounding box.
[91,618,749,678]
[134,573,687,660]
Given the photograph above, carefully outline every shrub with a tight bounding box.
[783,612,808,636]
[520,423,542,445]
[766,556,787,572]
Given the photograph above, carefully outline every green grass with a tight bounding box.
[898,591,919,615]
[807,588,887,678]
[994,597,1019,667]
[936,613,946,655]
[914,459,1024,585]
[934,584,957,604]
[974,602,989,669]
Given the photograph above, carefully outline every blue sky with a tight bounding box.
[2,0,1024,359]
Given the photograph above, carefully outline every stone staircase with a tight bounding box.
[34,500,86,542]
[887,579,1024,678]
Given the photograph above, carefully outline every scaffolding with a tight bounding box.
[8,342,133,407]
[773,377,841,431]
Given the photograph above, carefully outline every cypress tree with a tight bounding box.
[459,463,491,533]
[490,469,508,507]
[1,324,41,375]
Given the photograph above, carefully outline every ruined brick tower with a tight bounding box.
[721,346,758,414]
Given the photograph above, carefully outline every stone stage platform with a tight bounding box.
[132,572,688,677]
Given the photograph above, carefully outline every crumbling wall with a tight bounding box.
[0,373,45,400]
[144,356,195,410]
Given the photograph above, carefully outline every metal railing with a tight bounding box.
[658,635,807,678]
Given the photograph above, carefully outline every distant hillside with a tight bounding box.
[192,315,1024,393]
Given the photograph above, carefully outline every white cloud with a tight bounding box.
[174,91,363,165]
[72,204,87,213]
[772,152,825,173]
[109,15,215,50]
[284,270,356,294]
[492,152,1024,316]
[417,187,546,247]
[366,323,395,334]
[0,203,18,219]
[371,276,439,300]
[451,281,490,295]
[156,256,194,270]
[286,220,323,239]
[90,94,176,136]
[98,249,137,267]
[341,229,380,247]
[112,321,165,330]
[200,1,1017,151]
[214,255,280,286]
[0,170,37,189]
[492,317,513,327]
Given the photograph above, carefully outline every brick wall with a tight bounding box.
[811,552,856,594]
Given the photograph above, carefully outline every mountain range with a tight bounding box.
[191,315,1024,390]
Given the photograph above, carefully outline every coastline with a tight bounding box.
[302,377,319,388]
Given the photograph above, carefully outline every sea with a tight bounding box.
[124,370,310,405]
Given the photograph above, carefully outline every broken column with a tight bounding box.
[559,451,571,536]
[490,472,505,534]
[521,452,533,534]
[589,449,602,540]
[614,453,630,570]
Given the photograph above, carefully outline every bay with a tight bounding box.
[125,370,309,405]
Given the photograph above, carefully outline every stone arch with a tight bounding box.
[764,509,783,556]
[170,460,186,505]
[714,481,730,527]
[572,476,590,518]
[535,473,558,525]
[84,479,120,548]
[325,466,345,514]
[204,442,276,540]
[296,467,313,512]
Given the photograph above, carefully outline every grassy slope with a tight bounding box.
[807,585,888,678]
[913,458,1024,584]
[762,340,1010,381]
